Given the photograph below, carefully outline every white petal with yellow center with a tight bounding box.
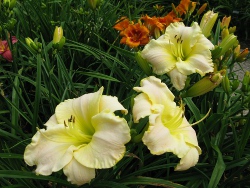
[63,158,95,185]
[141,22,214,90]
[74,112,131,169]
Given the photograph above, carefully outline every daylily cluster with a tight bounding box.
[133,76,201,170]
[24,76,202,185]
[113,0,200,48]
[0,36,17,62]
[24,0,250,186]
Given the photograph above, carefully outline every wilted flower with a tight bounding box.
[24,87,131,185]
[141,22,214,90]
[0,36,18,62]
[133,76,201,170]
[120,23,150,48]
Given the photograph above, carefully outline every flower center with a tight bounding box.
[171,34,185,60]
[64,115,92,145]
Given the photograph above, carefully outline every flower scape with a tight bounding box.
[1,0,250,187]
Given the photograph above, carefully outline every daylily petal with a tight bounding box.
[24,126,78,175]
[1,51,13,62]
[175,146,200,171]
[134,76,175,107]
[141,39,176,75]
[133,93,152,123]
[55,87,103,135]
[143,114,190,157]
[176,43,214,76]
[99,95,128,114]
[44,114,57,128]
[63,158,95,185]
[168,68,187,90]
[74,112,130,169]
[175,117,200,148]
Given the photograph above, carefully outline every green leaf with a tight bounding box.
[208,145,226,188]
[120,176,187,188]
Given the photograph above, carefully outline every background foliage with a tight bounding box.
[0,0,250,187]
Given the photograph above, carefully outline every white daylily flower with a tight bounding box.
[24,87,131,185]
[133,76,201,170]
[141,22,214,90]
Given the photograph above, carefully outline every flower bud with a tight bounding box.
[229,26,236,34]
[182,71,225,98]
[221,75,231,94]
[241,71,250,92]
[188,2,196,14]
[217,34,237,57]
[200,10,218,38]
[220,16,231,29]
[135,51,152,76]
[53,26,65,50]
[197,3,207,15]
[86,0,101,10]
[3,0,16,9]
[235,48,249,62]
[231,80,240,91]
[221,28,229,40]
[25,37,42,53]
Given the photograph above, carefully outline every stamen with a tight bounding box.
[190,108,211,126]
[64,120,68,127]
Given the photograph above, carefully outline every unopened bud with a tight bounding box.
[217,34,237,57]
[25,37,42,53]
[188,2,197,14]
[235,48,249,62]
[182,71,225,97]
[222,75,231,94]
[86,0,101,10]
[241,71,250,92]
[197,3,207,15]
[53,26,66,50]
[135,51,152,76]
[3,0,16,9]
[221,28,229,40]
[220,16,231,29]
[200,10,218,38]
[229,26,236,34]
[231,80,240,91]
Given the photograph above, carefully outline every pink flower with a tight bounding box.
[0,36,18,62]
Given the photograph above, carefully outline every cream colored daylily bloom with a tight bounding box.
[133,76,201,170]
[24,87,131,185]
[141,22,214,90]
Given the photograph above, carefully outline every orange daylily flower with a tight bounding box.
[175,0,191,15]
[120,23,150,48]
[113,17,131,31]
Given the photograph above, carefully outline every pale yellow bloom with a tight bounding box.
[133,76,201,170]
[24,87,131,185]
[141,22,214,90]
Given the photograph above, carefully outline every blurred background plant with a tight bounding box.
[0,0,250,187]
